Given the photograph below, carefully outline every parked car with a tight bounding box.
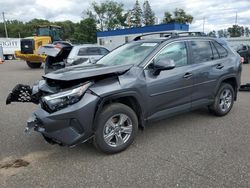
[7,32,242,154]
[236,44,250,64]
[40,44,110,74]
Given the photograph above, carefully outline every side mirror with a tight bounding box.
[150,59,176,75]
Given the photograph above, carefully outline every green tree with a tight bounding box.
[54,20,76,41]
[90,0,124,31]
[130,0,143,27]
[217,29,229,38]
[143,0,155,26]
[245,27,250,37]
[162,12,173,23]
[73,18,97,43]
[173,9,193,24]
[208,30,216,37]
[162,9,193,24]
[228,25,242,37]
[0,20,33,38]
[240,26,244,37]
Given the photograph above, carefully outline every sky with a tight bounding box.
[0,0,250,33]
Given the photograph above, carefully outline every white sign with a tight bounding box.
[0,38,21,55]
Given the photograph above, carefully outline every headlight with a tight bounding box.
[42,82,92,112]
[66,58,74,65]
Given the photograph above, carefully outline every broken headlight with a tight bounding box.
[42,82,92,112]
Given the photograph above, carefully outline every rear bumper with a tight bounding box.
[15,51,46,63]
[26,93,99,146]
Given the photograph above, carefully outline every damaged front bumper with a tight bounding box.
[25,92,99,146]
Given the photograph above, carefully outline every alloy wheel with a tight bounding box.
[219,89,233,112]
[103,114,133,147]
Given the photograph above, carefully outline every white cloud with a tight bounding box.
[0,0,250,32]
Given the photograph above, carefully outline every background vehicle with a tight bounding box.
[15,25,63,69]
[66,45,110,65]
[7,32,242,154]
[0,38,20,60]
[236,44,250,64]
[40,44,110,74]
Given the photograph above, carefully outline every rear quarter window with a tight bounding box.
[100,48,110,55]
[210,41,220,60]
[212,42,228,58]
[78,47,102,56]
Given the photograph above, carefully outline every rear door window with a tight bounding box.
[190,41,213,63]
[87,47,101,55]
[78,48,88,56]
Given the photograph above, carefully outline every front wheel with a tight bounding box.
[94,103,138,154]
[209,83,234,116]
[26,61,42,69]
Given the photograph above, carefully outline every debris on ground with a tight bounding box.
[0,159,30,169]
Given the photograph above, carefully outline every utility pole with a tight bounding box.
[2,12,8,38]
[202,17,205,33]
[235,12,238,25]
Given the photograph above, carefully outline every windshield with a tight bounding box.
[37,27,62,41]
[97,42,159,66]
[37,28,50,36]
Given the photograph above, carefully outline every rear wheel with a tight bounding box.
[247,57,250,64]
[94,103,138,154]
[209,83,234,116]
[26,61,42,69]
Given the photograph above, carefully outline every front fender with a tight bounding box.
[92,91,146,131]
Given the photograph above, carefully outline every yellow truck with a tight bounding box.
[15,25,63,68]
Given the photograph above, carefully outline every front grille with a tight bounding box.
[21,39,34,54]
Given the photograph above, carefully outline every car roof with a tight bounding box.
[137,36,227,46]
[72,44,108,48]
[132,32,223,44]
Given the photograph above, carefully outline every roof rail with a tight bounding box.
[177,32,207,36]
[133,31,207,41]
[133,32,177,41]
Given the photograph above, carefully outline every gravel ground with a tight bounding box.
[0,61,250,188]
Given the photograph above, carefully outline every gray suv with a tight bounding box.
[6,33,242,154]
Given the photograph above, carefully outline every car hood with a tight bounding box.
[43,64,134,81]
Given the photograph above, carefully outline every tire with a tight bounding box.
[247,57,250,64]
[209,83,234,116]
[7,55,14,60]
[26,61,42,69]
[94,103,138,154]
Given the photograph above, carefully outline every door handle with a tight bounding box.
[216,64,224,69]
[183,72,193,79]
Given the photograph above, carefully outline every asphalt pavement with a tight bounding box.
[0,61,250,188]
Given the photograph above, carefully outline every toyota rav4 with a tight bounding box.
[6,32,242,154]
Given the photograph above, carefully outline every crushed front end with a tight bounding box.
[6,79,100,146]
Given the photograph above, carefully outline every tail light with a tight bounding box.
[240,57,244,64]
[55,44,62,49]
